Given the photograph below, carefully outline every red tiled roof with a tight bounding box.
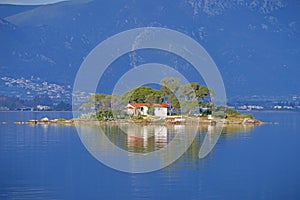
[126,103,150,109]
[152,103,169,108]
[127,103,169,109]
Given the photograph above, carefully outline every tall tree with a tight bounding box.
[122,86,161,104]
[178,84,195,101]
[87,94,110,111]
[169,93,180,114]
[179,83,212,103]
[160,77,180,94]
[145,93,162,104]
[181,100,199,114]
[111,94,122,110]
[160,77,180,115]
[179,83,214,113]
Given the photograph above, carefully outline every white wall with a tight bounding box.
[154,107,167,117]
[140,106,148,115]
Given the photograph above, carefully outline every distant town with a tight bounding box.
[227,95,300,111]
[0,76,299,112]
[0,76,71,100]
[0,76,72,111]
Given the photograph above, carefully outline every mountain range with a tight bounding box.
[0,0,299,98]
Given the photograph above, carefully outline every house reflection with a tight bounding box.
[127,126,150,149]
[154,126,168,149]
[126,125,168,150]
[76,123,257,172]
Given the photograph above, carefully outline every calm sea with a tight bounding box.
[0,111,299,200]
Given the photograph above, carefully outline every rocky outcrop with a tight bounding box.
[242,118,263,125]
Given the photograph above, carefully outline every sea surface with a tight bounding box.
[0,111,299,200]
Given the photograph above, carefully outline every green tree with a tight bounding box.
[181,100,199,114]
[178,84,195,101]
[159,86,179,115]
[122,86,161,104]
[111,94,122,110]
[179,83,213,105]
[160,77,180,93]
[86,94,112,111]
[101,95,112,111]
[169,93,180,114]
[160,77,180,115]
[145,93,162,104]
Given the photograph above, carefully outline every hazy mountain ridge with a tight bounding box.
[186,0,285,16]
[0,0,299,97]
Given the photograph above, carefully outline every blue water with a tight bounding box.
[0,111,299,200]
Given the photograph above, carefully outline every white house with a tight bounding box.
[126,103,150,116]
[153,103,169,117]
[126,103,169,117]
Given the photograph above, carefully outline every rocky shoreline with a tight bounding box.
[11,116,265,126]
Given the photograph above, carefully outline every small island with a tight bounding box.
[19,77,264,127]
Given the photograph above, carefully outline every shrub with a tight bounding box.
[225,107,253,119]
[212,111,226,118]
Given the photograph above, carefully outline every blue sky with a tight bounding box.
[0,0,69,5]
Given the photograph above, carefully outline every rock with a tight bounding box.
[242,118,261,125]
[40,117,50,122]
[210,120,217,126]
[50,119,58,123]
[26,120,38,124]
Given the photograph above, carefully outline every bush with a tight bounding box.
[112,110,128,119]
[96,110,114,121]
[80,113,97,120]
[131,113,142,120]
[209,107,254,119]
[240,114,254,119]
[212,111,226,118]
[225,107,253,119]
[57,118,66,122]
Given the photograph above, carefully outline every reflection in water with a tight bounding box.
[154,126,168,148]
[222,125,255,135]
[198,125,223,159]
[125,125,168,151]
[126,124,257,197]
[123,125,191,153]
[75,123,256,173]
[76,124,198,173]
[79,124,256,155]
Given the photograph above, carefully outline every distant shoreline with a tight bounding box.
[238,109,300,113]
[1,110,299,113]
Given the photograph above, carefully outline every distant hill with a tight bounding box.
[1,0,299,97]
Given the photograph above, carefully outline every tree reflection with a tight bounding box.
[77,123,256,172]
